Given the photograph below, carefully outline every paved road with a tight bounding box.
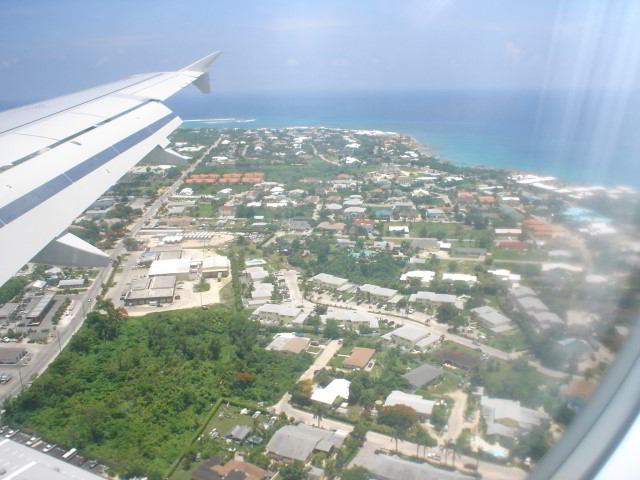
[282,269,304,308]
[0,141,216,403]
[311,144,339,166]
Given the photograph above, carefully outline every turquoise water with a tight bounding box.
[167,89,640,187]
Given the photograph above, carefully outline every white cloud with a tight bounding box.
[286,57,300,66]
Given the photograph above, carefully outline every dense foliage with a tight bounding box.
[0,276,29,303]
[4,306,310,477]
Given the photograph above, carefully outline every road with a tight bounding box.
[282,269,304,307]
[311,144,340,166]
[308,291,568,379]
[0,140,217,403]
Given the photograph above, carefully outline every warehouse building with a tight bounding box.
[25,292,56,323]
[124,275,176,306]
[0,347,27,364]
[201,255,230,278]
[148,257,192,281]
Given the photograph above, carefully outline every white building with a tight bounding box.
[408,291,457,306]
[359,284,398,303]
[442,273,477,284]
[252,303,310,324]
[471,306,515,334]
[384,391,436,419]
[148,257,192,280]
[481,396,549,439]
[400,270,436,285]
[311,379,351,405]
[320,307,379,329]
[311,273,349,290]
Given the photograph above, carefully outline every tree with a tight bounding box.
[342,467,370,480]
[414,424,436,458]
[313,403,325,427]
[279,460,308,480]
[430,404,448,431]
[314,304,328,315]
[324,319,341,339]
[378,405,418,432]
[291,379,313,407]
[305,315,322,333]
[436,303,458,324]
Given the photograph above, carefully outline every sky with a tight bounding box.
[0,0,638,103]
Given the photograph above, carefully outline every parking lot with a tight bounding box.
[0,425,107,476]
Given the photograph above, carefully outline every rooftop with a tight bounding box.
[403,363,444,388]
[384,390,436,416]
[343,347,376,369]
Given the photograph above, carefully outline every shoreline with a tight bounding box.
[179,123,627,190]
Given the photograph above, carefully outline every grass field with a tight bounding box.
[492,249,548,261]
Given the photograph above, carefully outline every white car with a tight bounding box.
[43,444,56,453]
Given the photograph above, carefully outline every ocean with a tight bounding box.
[166,89,640,188]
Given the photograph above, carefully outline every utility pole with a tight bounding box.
[17,366,24,392]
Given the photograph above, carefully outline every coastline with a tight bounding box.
[178,121,627,189]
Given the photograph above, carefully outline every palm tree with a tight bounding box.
[313,404,325,428]
[414,425,429,459]
[447,440,458,468]
[392,426,402,452]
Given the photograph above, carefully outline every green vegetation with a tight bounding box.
[194,281,210,293]
[0,276,29,303]
[4,305,311,478]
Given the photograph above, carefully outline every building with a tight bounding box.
[288,220,312,232]
[408,291,457,306]
[311,273,349,290]
[433,349,482,370]
[0,302,18,320]
[343,347,376,369]
[359,284,398,303]
[426,208,446,219]
[266,334,310,354]
[400,270,435,285]
[192,457,269,480]
[125,275,176,306]
[252,304,310,324]
[481,396,549,439]
[410,239,440,251]
[353,219,375,233]
[245,266,269,282]
[320,307,378,329]
[228,425,252,443]
[250,282,274,302]
[201,255,230,278]
[0,439,104,480]
[382,325,431,349]
[311,378,350,405]
[316,222,345,233]
[58,278,85,288]
[403,364,444,389]
[453,247,487,257]
[0,347,27,364]
[384,390,436,419]
[562,379,597,410]
[442,273,477,284]
[471,306,516,334]
[25,292,56,323]
[350,444,471,480]
[148,257,192,280]
[266,424,346,462]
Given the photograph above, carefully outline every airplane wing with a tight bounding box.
[0,51,221,286]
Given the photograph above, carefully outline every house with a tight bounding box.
[252,304,310,324]
[562,379,597,410]
[374,209,393,220]
[311,273,349,291]
[432,348,482,370]
[218,205,236,218]
[350,444,471,480]
[471,306,515,334]
[266,424,346,463]
[192,457,269,480]
[384,391,436,419]
[426,208,446,219]
[403,364,444,389]
[382,325,431,349]
[408,291,457,307]
[373,241,399,251]
[343,207,366,218]
[353,219,375,233]
[343,347,376,369]
[320,307,378,329]
[359,284,398,303]
[288,219,312,232]
[481,396,549,439]
[442,273,477,284]
[58,278,85,288]
[245,266,269,282]
[400,270,435,285]
[228,425,252,443]
[497,240,530,250]
[316,222,345,234]
[410,239,439,251]
[311,378,350,405]
[251,282,274,302]
[266,334,310,354]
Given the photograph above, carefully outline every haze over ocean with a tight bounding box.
[166,89,640,188]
